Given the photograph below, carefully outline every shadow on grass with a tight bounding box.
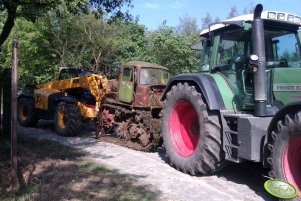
[35,120,97,137]
[1,136,160,201]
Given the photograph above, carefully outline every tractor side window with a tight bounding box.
[217,39,249,67]
[121,68,132,82]
[193,38,211,71]
[266,32,301,67]
[191,38,211,71]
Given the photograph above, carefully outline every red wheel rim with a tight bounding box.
[282,135,301,198]
[168,100,200,157]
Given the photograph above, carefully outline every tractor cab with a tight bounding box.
[58,67,92,80]
[195,12,301,112]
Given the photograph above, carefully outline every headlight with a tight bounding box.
[265,11,301,25]
[294,16,301,24]
[268,12,276,19]
[277,13,285,20]
[287,14,294,22]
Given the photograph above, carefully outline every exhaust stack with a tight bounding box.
[251,4,267,117]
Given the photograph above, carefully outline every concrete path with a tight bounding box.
[18,122,276,201]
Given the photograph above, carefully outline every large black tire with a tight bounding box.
[17,97,38,127]
[162,82,225,175]
[268,112,301,201]
[54,102,82,136]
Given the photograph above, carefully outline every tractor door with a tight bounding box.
[118,67,134,103]
[269,30,301,105]
[213,27,253,109]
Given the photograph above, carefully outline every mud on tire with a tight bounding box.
[54,102,82,136]
[268,112,301,201]
[18,97,38,127]
[162,82,225,175]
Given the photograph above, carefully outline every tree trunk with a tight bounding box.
[0,4,17,46]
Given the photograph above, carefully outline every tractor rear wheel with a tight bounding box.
[18,97,38,127]
[54,102,82,136]
[162,82,225,175]
[268,112,301,201]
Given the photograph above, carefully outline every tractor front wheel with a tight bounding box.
[54,102,82,136]
[18,97,38,127]
[162,82,225,175]
[268,112,301,201]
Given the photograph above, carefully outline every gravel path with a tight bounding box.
[18,122,276,201]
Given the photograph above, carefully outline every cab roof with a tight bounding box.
[122,61,169,70]
[200,11,301,36]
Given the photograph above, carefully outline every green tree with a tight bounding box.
[243,3,255,14]
[147,25,198,75]
[0,0,132,46]
[1,18,57,86]
[40,10,113,72]
[227,6,239,19]
[176,14,199,37]
[214,17,221,23]
[201,13,213,29]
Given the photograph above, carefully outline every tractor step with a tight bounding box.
[220,111,272,163]
[220,112,253,163]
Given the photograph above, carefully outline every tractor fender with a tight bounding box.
[161,73,225,110]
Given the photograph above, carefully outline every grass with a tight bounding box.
[0,136,157,201]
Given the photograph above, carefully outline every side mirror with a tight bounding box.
[190,38,209,50]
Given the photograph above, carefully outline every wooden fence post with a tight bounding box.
[11,37,19,191]
[0,69,2,138]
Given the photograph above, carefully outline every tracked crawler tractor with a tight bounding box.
[97,61,170,151]
[162,4,301,200]
[18,67,109,136]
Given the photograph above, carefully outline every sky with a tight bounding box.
[128,0,301,30]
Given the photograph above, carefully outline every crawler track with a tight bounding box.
[96,98,163,152]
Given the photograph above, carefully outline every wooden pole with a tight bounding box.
[0,69,2,138]
[11,37,18,191]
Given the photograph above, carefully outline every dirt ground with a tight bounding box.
[16,120,277,201]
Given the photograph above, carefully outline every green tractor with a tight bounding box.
[161,4,301,200]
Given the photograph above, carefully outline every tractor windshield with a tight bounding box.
[211,26,301,70]
[140,68,170,85]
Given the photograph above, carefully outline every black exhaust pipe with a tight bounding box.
[251,4,267,117]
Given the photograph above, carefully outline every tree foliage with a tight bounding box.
[201,13,213,29]
[228,6,239,18]
[147,25,198,75]
[0,3,252,88]
[0,0,132,46]
[176,14,199,37]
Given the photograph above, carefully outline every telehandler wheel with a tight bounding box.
[162,82,225,175]
[268,112,301,201]
[17,97,38,127]
[54,102,82,137]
